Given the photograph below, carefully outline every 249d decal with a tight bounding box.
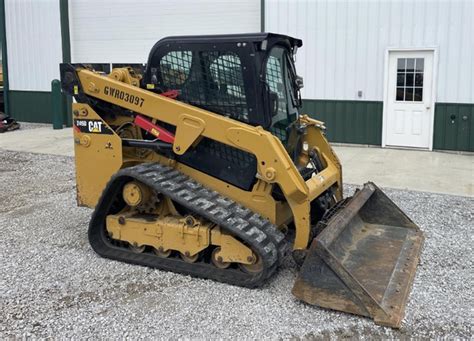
[74,119,113,134]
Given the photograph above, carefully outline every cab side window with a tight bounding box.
[157,50,249,123]
[159,51,193,89]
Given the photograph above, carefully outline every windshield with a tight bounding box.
[265,47,299,144]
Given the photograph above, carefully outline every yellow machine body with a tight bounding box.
[72,68,342,251]
[63,33,423,328]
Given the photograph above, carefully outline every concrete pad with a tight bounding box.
[0,126,74,157]
[334,146,473,197]
[0,125,472,197]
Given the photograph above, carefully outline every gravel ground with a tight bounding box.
[0,150,472,339]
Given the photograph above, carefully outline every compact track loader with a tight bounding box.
[61,33,423,327]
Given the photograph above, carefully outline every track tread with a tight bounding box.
[88,162,287,287]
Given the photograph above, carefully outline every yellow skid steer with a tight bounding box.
[60,33,423,327]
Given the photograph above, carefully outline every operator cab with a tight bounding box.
[143,33,303,145]
[142,33,305,192]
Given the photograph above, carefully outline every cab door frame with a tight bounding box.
[382,47,439,150]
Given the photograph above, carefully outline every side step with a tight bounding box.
[292,182,424,328]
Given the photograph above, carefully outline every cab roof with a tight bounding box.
[156,32,303,48]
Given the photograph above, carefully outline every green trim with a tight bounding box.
[60,0,71,63]
[0,0,9,115]
[260,0,265,32]
[433,102,473,152]
[9,91,53,123]
[59,0,72,126]
[302,99,383,145]
[59,0,72,127]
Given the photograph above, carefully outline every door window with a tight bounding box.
[396,58,424,102]
[266,49,289,119]
[266,47,296,142]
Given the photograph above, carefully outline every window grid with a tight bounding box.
[396,58,424,102]
[158,50,255,171]
[159,50,249,123]
[160,51,193,87]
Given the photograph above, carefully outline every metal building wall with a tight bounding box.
[69,0,261,63]
[5,0,62,92]
[265,0,474,104]
[4,0,63,122]
[266,0,473,150]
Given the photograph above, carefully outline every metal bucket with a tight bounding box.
[292,182,424,328]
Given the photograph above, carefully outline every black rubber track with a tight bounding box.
[88,162,288,288]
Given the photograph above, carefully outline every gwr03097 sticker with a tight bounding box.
[104,86,145,107]
[74,119,113,134]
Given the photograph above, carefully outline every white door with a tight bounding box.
[385,51,434,148]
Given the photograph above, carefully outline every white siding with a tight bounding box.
[5,0,62,92]
[266,0,474,104]
[70,0,261,64]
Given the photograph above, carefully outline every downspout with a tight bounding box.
[59,0,72,126]
[0,0,9,115]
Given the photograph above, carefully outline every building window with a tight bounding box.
[396,58,424,102]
